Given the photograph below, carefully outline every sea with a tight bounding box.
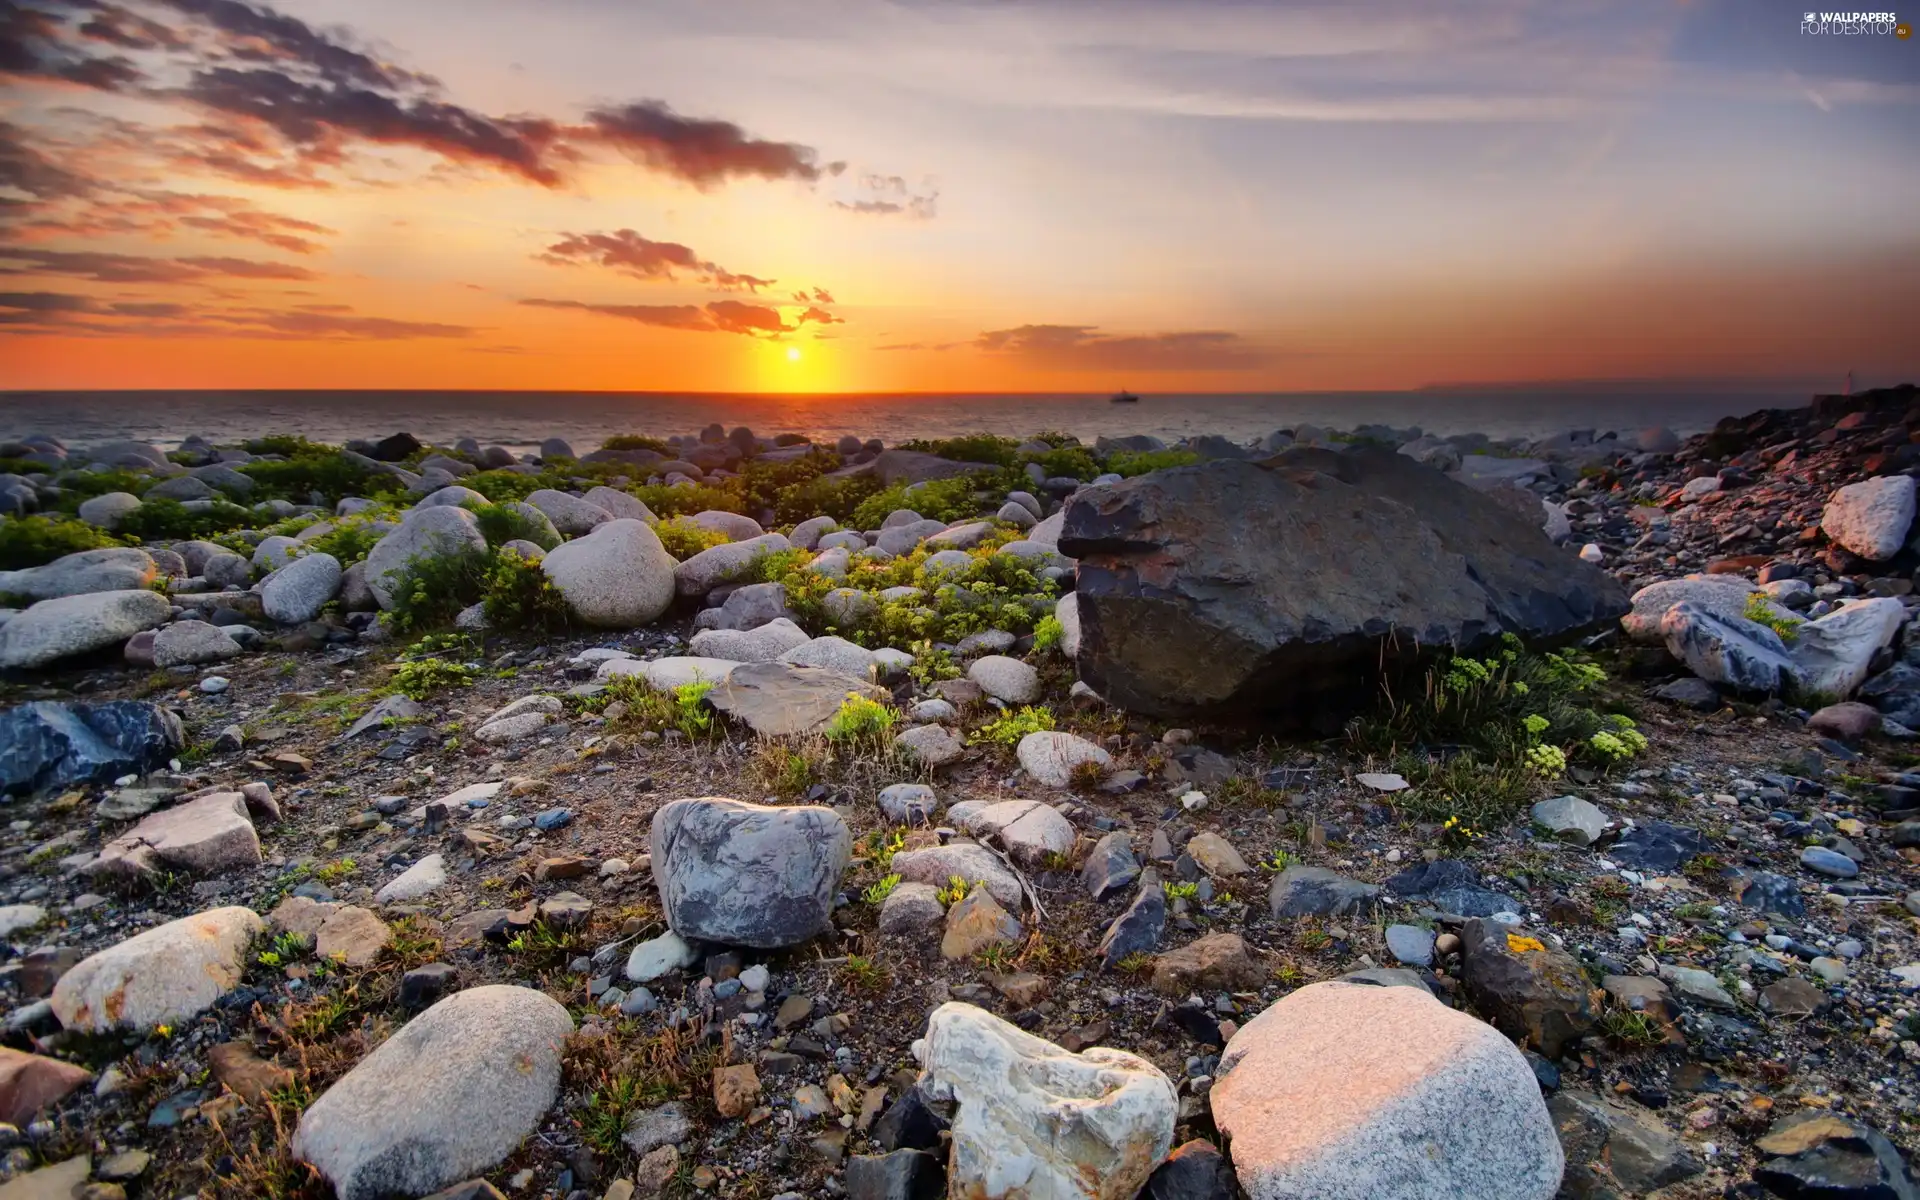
[0,384,1817,455]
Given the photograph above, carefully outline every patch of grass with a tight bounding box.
[1031,613,1064,654]
[389,658,477,700]
[974,705,1055,747]
[1165,881,1200,900]
[840,954,890,991]
[862,873,902,905]
[385,546,493,636]
[1598,1008,1666,1049]
[579,1073,649,1156]
[466,499,562,550]
[650,518,730,560]
[824,692,896,746]
[935,875,977,907]
[0,514,130,570]
[973,943,1016,972]
[1114,952,1155,975]
[313,858,357,883]
[1745,592,1803,643]
[749,742,821,798]
[1105,448,1199,477]
[862,829,907,872]
[481,546,573,633]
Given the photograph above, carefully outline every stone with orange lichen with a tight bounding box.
[50,906,263,1033]
[1211,981,1562,1200]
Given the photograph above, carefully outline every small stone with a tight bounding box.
[713,1064,761,1118]
[1385,924,1436,968]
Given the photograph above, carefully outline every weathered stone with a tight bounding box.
[942,888,1021,960]
[1213,981,1562,1200]
[675,533,792,598]
[1082,832,1140,899]
[0,589,171,669]
[260,552,343,624]
[51,906,263,1032]
[363,506,488,611]
[1098,873,1166,966]
[1622,575,1761,643]
[1822,475,1916,560]
[877,783,939,824]
[1061,448,1628,720]
[0,1046,91,1125]
[896,723,965,767]
[967,655,1040,704]
[1268,866,1379,918]
[1753,1111,1917,1200]
[1530,794,1606,847]
[293,986,572,1200]
[152,618,243,667]
[878,882,946,938]
[919,1002,1177,1200]
[1151,933,1262,996]
[525,488,612,536]
[707,661,889,738]
[957,799,1073,867]
[1459,919,1596,1059]
[652,797,850,948]
[376,853,447,903]
[541,518,677,629]
[0,700,182,796]
[689,617,811,662]
[94,791,260,879]
[892,843,1022,911]
[0,547,157,601]
[1548,1089,1703,1196]
[1016,731,1111,786]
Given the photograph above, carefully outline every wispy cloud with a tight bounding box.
[521,295,841,337]
[975,323,1266,370]
[537,229,777,292]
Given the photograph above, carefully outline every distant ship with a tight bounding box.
[1110,389,1140,403]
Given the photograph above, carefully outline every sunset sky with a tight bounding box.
[3,0,1917,394]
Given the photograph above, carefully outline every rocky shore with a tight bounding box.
[0,392,1917,1200]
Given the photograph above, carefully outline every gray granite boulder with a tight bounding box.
[151,619,242,667]
[525,488,613,536]
[261,552,343,624]
[540,518,676,628]
[0,589,171,669]
[294,985,573,1200]
[0,547,157,601]
[651,797,852,948]
[1213,981,1562,1200]
[674,533,791,598]
[50,906,263,1033]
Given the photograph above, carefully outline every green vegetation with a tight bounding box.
[1031,613,1065,654]
[1106,448,1200,477]
[116,497,256,540]
[862,874,902,905]
[586,675,719,740]
[465,500,562,550]
[480,547,573,634]
[240,444,393,505]
[900,434,1021,467]
[1349,635,1646,826]
[975,705,1055,747]
[650,518,729,560]
[304,509,401,566]
[389,657,478,700]
[1744,592,1803,643]
[0,514,127,570]
[824,693,896,746]
[601,434,672,454]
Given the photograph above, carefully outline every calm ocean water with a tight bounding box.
[0,386,1808,453]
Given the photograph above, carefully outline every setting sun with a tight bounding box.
[786,346,803,363]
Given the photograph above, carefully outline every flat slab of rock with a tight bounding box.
[376,853,448,903]
[1212,981,1562,1200]
[597,655,739,690]
[0,1046,92,1126]
[1268,866,1379,918]
[0,546,156,601]
[51,906,263,1032]
[95,791,261,879]
[652,797,851,948]
[920,1002,1176,1200]
[294,985,572,1200]
[707,661,890,737]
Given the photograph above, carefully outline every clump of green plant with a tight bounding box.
[117,497,257,540]
[935,875,977,906]
[466,500,562,550]
[0,514,128,570]
[304,509,400,565]
[841,954,890,991]
[1031,613,1065,654]
[601,434,672,454]
[670,680,716,737]
[255,930,309,968]
[240,444,390,504]
[1744,592,1803,643]
[385,547,493,635]
[1260,849,1300,872]
[481,546,573,633]
[579,1074,648,1156]
[862,828,907,871]
[774,472,886,525]
[1598,1008,1666,1049]
[909,643,962,687]
[848,473,1006,529]
[900,434,1021,467]
[389,657,477,700]
[824,693,896,746]
[650,518,729,560]
[863,874,902,905]
[1105,448,1199,477]
[750,743,820,798]
[1165,881,1200,900]
[1028,444,1101,480]
[974,705,1055,747]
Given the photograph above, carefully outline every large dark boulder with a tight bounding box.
[1,700,184,796]
[371,432,423,462]
[829,450,990,487]
[1059,446,1629,722]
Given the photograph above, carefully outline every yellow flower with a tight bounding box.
[1505,934,1545,954]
